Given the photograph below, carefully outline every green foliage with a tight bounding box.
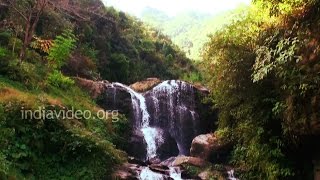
[253,37,300,82]
[231,124,293,179]
[0,46,48,89]
[0,78,127,179]
[110,115,131,150]
[48,30,77,69]
[79,44,98,61]
[0,47,7,57]
[203,0,320,179]
[182,71,203,83]
[141,8,240,60]
[47,70,75,89]
[0,31,11,46]
[183,165,202,177]
[109,53,130,82]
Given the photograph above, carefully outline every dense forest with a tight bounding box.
[202,0,320,179]
[0,0,319,179]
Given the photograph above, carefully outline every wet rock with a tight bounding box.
[87,79,217,162]
[128,156,147,166]
[144,80,217,156]
[172,156,210,168]
[149,164,170,175]
[156,130,179,160]
[112,163,141,180]
[190,134,232,163]
[127,130,147,161]
[161,157,177,167]
[98,84,133,116]
[147,157,161,165]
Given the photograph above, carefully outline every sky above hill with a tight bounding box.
[102,0,251,17]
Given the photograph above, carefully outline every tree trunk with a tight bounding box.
[19,2,45,61]
[19,13,32,61]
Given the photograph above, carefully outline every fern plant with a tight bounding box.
[48,30,77,69]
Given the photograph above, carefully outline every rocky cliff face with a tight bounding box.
[101,80,215,160]
[77,78,217,161]
[144,80,214,157]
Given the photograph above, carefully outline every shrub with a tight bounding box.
[48,30,77,69]
[47,70,75,89]
[0,31,11,46]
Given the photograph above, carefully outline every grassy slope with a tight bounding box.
[0,76,127,179]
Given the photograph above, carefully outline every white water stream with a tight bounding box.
[228,169,239,180]
[114,83,159,159]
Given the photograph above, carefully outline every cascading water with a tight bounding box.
[169,167,182,180]
[147,80,199,155]
[139,167,163,180]
[113,83,160,159]
[228,170,239,180]
[107,80,214,180]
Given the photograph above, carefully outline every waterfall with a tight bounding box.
[108,80,217,180]
[113,83,160,159]
[139,167,182,180]
[114,83,150,127]
[169,167,182,180]
[227,170,239,180]
[139,167,163,180]
[149,80,198,155]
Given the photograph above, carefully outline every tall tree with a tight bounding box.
[1,0,48,61]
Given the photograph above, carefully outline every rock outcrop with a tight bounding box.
[130,78,162,92]
[190,133,232,163]
[76,78,217,161]
[144,80,216,157]
[74,77,108,99]
[172,156,210,168]
[127,130,148,160]
[112,163,141,180]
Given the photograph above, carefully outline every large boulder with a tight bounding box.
[127,130,147,161]
[97,84,133,116]
[156,130,179,160]
[112,163,141,180]
[74,77,108,99]
[172,156,210,168]
[190,133,232,163]
[130,78,162,93]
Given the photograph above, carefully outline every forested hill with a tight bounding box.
[140,7,240,61]
[0,0,196,84]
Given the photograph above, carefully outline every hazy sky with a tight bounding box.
[102,0,252,17]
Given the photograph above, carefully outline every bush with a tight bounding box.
[47,70,75,89]
[0,99,124,179]
[48,30,77,69]
[0,31,11,46]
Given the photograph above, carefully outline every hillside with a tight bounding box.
[140,7,241,61]
[0,0,198,179]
